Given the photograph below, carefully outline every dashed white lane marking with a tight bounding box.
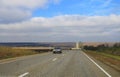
[62,54,65,56]
[52,58,57,61]
[83,52,112,77]
[18,72,29,77]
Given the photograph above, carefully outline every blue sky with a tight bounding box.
[0,0,120,42]
[33,0,120,17]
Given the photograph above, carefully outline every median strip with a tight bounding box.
[18,72,29,77]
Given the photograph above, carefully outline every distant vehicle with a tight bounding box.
[53,47,62,54]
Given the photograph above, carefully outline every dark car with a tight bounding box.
[53,48,62,54]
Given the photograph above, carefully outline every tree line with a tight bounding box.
[83,43,120,56]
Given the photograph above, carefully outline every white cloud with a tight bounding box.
[0,14,120,42]
[0,0,59,23]
[0,0,49,9]
[0,8,31,23]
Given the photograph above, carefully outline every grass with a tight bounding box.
[84,50,120,71]
[0,46,38,60]
[87,51,120,60]
[99,52,120,60]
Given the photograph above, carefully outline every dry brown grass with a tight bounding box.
[84,51,120,72]
[83,42,116,47]
[0,46,38,60]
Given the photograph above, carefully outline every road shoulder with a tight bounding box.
[84,51,120,77]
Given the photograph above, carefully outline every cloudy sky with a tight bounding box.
[0,0,120,42]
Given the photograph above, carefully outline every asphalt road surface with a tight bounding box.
[0,50,120,77]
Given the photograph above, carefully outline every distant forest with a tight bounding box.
[0,43,50,47]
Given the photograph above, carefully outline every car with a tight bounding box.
[53,47,62,54]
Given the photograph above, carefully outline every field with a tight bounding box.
[84,51,120,71]
[82,42,116,47]
[0,46,38,60]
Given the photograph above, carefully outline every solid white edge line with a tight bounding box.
[83,52,112,77]
[52,58,57,61]
[18,72,29,77]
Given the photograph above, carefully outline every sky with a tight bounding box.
[0,0,120,42]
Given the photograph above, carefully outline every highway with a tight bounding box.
[0,50,120,77]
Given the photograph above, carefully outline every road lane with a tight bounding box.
[0,52,58,76]
[20,50,110,77]
[0,50,120,77]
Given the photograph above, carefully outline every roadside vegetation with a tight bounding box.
[83,43,120,71]
[0,46,38,60]
[83,43,120,56]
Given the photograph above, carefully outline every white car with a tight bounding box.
[53,48,62,54]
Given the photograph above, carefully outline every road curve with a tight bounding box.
[0,50,120,77]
